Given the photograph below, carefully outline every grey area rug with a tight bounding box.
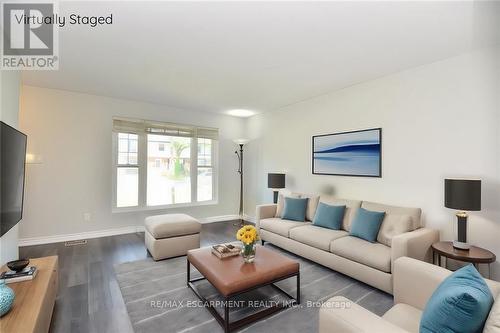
[114,244,393,333]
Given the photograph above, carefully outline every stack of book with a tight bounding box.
[211,243,241,259]
[0,267,37,283]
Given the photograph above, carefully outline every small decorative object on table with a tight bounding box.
[0,266,38,283]
[0,279,15,317]
[6,258,30,272]
[236,225,259,263]
[211,243,242,259]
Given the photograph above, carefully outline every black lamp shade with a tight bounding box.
[268,173,285,189]
[444,179,481,211]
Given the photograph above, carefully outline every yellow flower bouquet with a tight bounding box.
[236,225,259,263]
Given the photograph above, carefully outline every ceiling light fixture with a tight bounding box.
[227,109,256,117]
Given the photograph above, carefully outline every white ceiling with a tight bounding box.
[22,1,500,115]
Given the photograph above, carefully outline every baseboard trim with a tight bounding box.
[198,215,240,224]
[243,214,256,224]
[18,226,145,247]
[19,214,242,247]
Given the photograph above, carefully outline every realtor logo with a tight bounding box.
[1,2,59,70]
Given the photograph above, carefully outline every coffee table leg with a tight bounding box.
[224,297,230,333]
[296,272,301,304]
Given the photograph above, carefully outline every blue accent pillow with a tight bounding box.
[420,264,494,333]
[349,207,385,242]
[313,203,346,230]
[282,197,308,222]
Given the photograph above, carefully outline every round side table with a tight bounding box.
[432,241,496,278]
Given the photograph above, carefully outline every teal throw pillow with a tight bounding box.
[420,264,494,333]
[312,202,345,230]
[282,197,308,222]
[349,207,385,242]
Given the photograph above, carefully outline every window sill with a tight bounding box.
[112,200,218,214]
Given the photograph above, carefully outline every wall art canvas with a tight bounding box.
[312,128,381,177]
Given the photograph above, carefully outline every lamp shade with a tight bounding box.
[233,138,250,145]
[444,179,481,211]
[268,173,285,189]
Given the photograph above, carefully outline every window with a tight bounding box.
[197,138,213,202]
[147,134,191,206]
[116,133,139,207]
[112,118,218,210]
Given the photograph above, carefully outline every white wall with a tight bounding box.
[0,71,21,265]
[245,47,500,279]
[19,86,245,240]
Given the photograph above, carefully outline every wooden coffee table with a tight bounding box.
[187,245,300,333]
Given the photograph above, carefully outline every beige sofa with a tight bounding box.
[256,192,439,294]
[319,257,500,333]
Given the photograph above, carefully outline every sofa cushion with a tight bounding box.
[361,201,422,230]
[377,214,413,247]
[330,236,391,273]
[260,218,310,237]
[383,303,422,333]
[293,193,320,221]
[289,225,348,251]
[350,208,385,243]
[275,191,299,217]
[144,213,201,239]
[484,298,500,333]
[312,203,345,230]
[319,196,361,231]
[282,197,308,221]
[420,264,494,333]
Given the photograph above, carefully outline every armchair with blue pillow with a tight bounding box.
[319,257,500,333]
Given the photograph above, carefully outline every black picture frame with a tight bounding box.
[312,128,382,177]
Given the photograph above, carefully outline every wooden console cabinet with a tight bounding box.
[0,256,58,333]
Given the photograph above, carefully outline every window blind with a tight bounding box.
[112,117,218,140]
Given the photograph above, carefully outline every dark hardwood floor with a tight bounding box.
[19,220,245,333]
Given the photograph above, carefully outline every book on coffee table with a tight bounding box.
[211,243,241,259]
[0,266,38,283]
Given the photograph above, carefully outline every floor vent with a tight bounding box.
[64,239,88,247]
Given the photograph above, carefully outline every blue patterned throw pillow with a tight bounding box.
[420,264,494,333]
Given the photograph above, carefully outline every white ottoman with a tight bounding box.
[144,213,201,260]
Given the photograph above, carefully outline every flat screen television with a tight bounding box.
[0,121,27,237]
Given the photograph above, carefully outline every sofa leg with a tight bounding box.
[261,240,265,246]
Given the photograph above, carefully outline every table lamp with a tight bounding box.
[268,173,285,204]
[444,178,481,250]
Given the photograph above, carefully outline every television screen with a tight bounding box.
[0,121,27,237]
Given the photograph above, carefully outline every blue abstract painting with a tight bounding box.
[312,128,381,177]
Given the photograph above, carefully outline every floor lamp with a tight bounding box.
[233,139,249,227]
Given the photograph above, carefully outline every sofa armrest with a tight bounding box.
[319,296,408,333]
[393,257,451,310]
[255,204,277,229]
[391,228,439,270]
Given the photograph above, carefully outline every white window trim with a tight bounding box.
[111,131,218,213]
